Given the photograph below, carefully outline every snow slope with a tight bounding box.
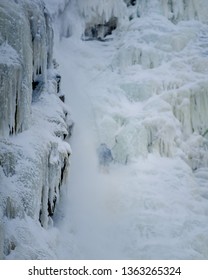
[51,0,208,259]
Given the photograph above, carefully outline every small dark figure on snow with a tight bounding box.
[97,143,113,172]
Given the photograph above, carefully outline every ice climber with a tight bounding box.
[97,143,113,172]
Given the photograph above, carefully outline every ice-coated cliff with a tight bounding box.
[0,0,53,136]
[0,0,72,259]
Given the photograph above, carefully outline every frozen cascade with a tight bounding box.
[0,0,207,259]
[0,0,72,259]
[133,0,208,23]
[49,0,208,259]
[0,0,54,137]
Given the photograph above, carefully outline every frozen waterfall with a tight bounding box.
[1,0,208,260]
[50,0,208,259]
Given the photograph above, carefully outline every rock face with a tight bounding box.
[0,0,72,259]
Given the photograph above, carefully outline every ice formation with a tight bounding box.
[50,0,208,260]
[1,0,208,260]
[53,0,208,41]
[0,0,54,137]
[81,0,208,170]
[46,0,207,168]
[0,0,72,259]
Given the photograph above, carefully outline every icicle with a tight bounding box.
[0,1,33,136]
[133,0,208,22]
[76,0,127,40]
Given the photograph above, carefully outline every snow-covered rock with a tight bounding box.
[0,0,72,259]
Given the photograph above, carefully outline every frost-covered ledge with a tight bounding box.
[0,0,72,259]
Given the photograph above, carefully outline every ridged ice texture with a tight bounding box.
[0,0,72,259]
[77,0,208,171]
[77,0,127,23]
[0,92,72,259]
[132,0,208,23]
[0,0,53,137]
[0,1,32,136]
[44,0,208,43]
[73,0,208,26]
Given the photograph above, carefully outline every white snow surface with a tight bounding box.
[48,0,208,259]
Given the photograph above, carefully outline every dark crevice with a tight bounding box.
[32,80,39,91]
[36,66,42,76]
[60,158,67,183]
[124,0,136,7]
[32,79,44,102]
[83,17,118,41]
[59,94,65,103]
[48,196,57,217]
[56,74,61,93]
[39,187,44,227]
[14,90,18,134]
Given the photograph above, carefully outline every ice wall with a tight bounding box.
[44,0,79,39]
[49,0,207,41]
[76,0,208,171]
[77,0,127,40]
[44,0,128,40]
[129,0,208,23]
[0,0,72,259]
[0,95,72,259]
[0,0,53,137]
[49,0,208,41]
[0,1,31,136]
[71,0,208,40]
